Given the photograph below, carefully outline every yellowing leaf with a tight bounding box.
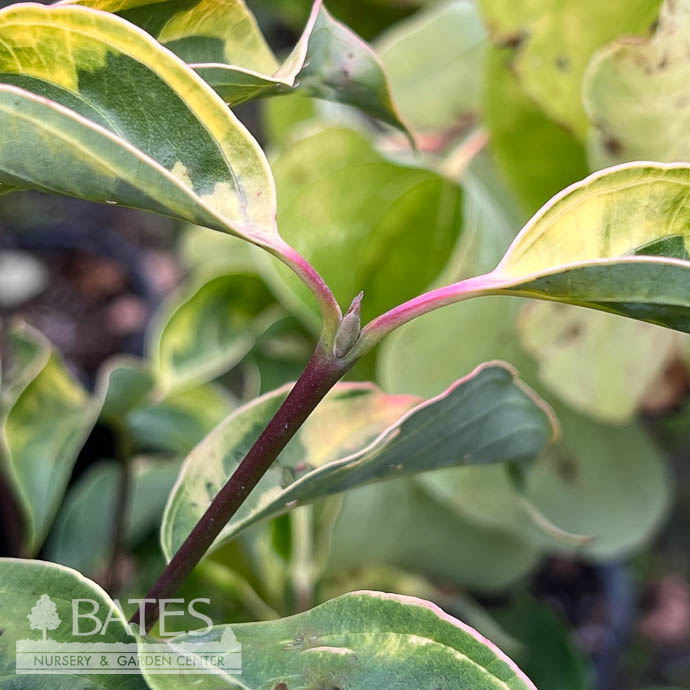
[584,0,690,167]
[479,0,662,137]
[517,302,683,423]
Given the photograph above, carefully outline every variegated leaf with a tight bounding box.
[161,362,556,560]
[0,323,100,555]
[0,3,279,246]
[143,591,536,690]
[65,0,411,136]
[357,162,690,356]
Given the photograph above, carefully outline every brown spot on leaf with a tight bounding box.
[557,322,583,344]
[498,31,526,49]
[604,136,623,156]
[555,55,570,71]
[554,450,578,483]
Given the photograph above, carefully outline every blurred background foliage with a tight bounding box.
[0,0,689,687]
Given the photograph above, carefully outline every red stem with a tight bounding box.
[131,343,348,631]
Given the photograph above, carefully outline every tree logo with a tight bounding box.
[27,594,61,641]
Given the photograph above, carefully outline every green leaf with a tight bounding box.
[99,357,155,422]
[0,3,279,246]
[517,302,684,423]
[484,44,589,216]
[478,0,662,138]
[127,382,235,454]
[250,313,314,394]
[178,224,258,273]
[196,0,411,136]
[0,558,144,689]
[380,297,671,559]
[161,362,556,560]
[70,0,410,136]
[97,355,235,452]
[320,564,522,655]
[365,162,690,350]
[258,126,463,329]
[149,271,276,392]
[584,0,690,168]
[493,597,592,690]
[143,590,536,690]
[0,320,47,408]
[46,457,181,576]
[419,406,670,560]
[0,323,100,555]
[376,0,488,133]
[329,478,541,591]
[485,163,690,331]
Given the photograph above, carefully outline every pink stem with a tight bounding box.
[271,243,342,346]
[349,273,506,359]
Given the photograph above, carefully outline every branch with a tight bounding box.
[131,341,350,631]
[347,273,506,361]
[104,423,132,593]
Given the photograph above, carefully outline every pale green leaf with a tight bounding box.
[0,3,279,246]
[0,324,100,555]
[479,0,662,137]
[161,362,556,560]
[46,457,181,576]
[99,357,155,422]
[376,0,488,133]
[584,0,690,168]
[178,224,257,273]
[143,590,536,690]
[148,271,275,392]
[380,295,671,559]
[418,405,670,560]
[523,402,669,559]
[329,478,541,591]
[0,558,144,688]
[517,302,684,423]
[484,44,589,216]
[127,382,235,454]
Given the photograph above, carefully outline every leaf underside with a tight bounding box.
[161,362,556,560]
[460,163,690,333]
